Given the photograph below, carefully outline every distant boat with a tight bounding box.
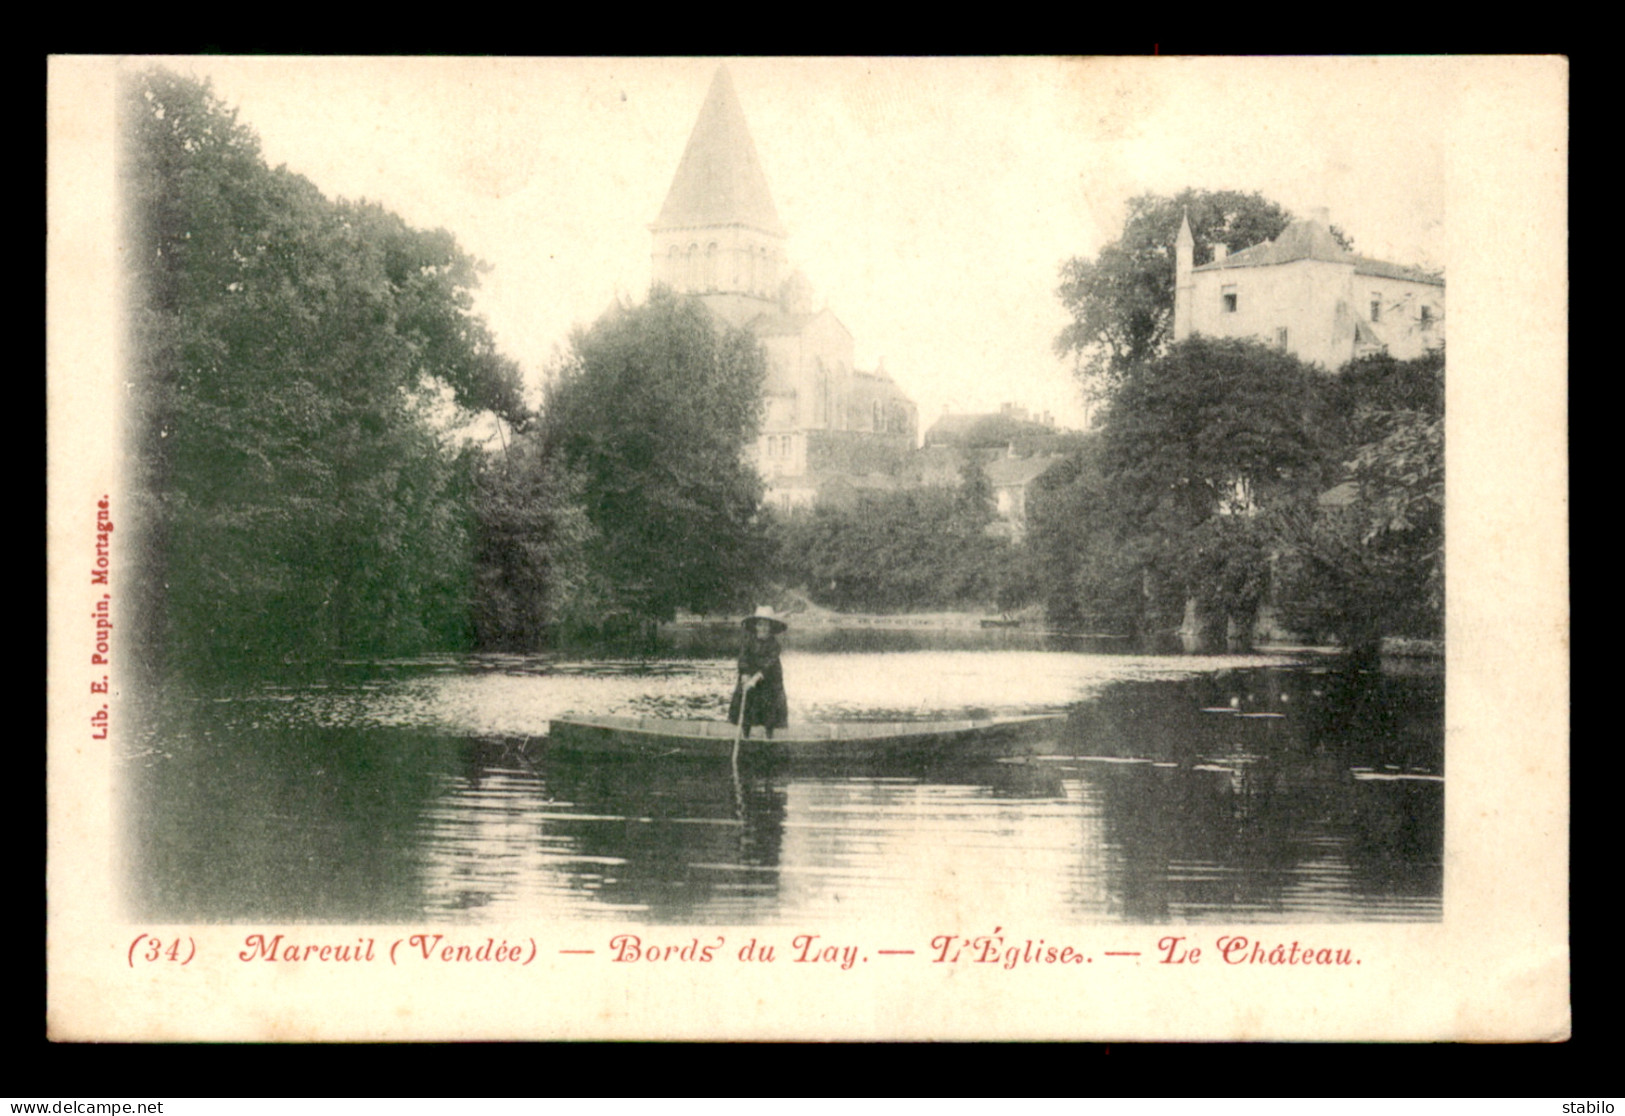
[547,714,1066,763]
[979,617,1023,629]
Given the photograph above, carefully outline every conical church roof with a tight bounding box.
[653,66,785,237]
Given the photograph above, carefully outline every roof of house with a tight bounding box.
[1194,217,1349,271]
[1351,256,1445,285]
[924,412,1060,449]
[652,66,785,238]
[985,455,1063,488]
[923,414,988,443]
[1194,217,1444,287]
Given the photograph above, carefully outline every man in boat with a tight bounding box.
[729,606,790,740]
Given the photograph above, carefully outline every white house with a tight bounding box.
[1174,207,1443,370]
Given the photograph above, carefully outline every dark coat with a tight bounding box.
[727,635,789,729]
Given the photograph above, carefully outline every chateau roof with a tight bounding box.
[653,66,785,238]
[1351,256,1445,285]
[1194,216,1443,287]
[1194,217,1350,271]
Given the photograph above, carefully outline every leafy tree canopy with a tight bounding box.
[1055,189,1352,390]
[540,288,770,622]
[469,433,601,650]
[1025,435,1146,632]
[925,410,1056,449]
[123,67,525,669]
[769,484,1015,614]
[1030,336,1334,642]
[1104,336,1334,529]
[1274,347,1445,650]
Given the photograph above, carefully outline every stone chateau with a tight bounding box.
[1174,206,1444,369]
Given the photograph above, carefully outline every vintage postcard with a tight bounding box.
[46,55,1568,1042]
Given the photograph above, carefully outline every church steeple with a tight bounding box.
[651,66,787,321]
[654,66,784,238]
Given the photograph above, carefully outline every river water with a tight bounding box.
[121,634,1443,925]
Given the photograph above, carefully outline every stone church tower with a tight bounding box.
[650,66,788,330]
[651,66,919,508]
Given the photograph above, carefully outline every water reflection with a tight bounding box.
[124,651,1442,924]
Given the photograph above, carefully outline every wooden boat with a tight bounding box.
[546,714,1067,763]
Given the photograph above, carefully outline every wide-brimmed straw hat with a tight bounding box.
[741,605,788,633]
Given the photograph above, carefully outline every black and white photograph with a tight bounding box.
[46,55,1567,1041]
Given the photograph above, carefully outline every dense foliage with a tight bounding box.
[767,470,1033,614]
[1030,340,1444,648]
[1029,337,1334,644]
[468,434,601,649]
[1272,348,1445,654]
[538,289,772,626]
[1027,438,1142,632]
[124,69,524,672]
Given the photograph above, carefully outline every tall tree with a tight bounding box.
[469,433,601,650]
[1055,190,1351,392]
[539,289,770,624]
[1027,436,1147,633]
[769,484,1013,614]
[1273,348,1445,656]
[123,68,525,671]
[1048,336,1334,642]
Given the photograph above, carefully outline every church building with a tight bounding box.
[1173,206,1444,370]
[650,66,917,507]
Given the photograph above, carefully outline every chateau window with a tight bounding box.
[1370,293,1381,322]
[1275,327,1288,349]
[686,244,699,290]
[1222,285,1238,313]
[704,243,718,291]
[873,401,883,431]
[1420,305,1434,330]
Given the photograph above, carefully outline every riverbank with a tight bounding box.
[668,609,1443,668]
[669,604,1113,636]
[1381,637,1446,658]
